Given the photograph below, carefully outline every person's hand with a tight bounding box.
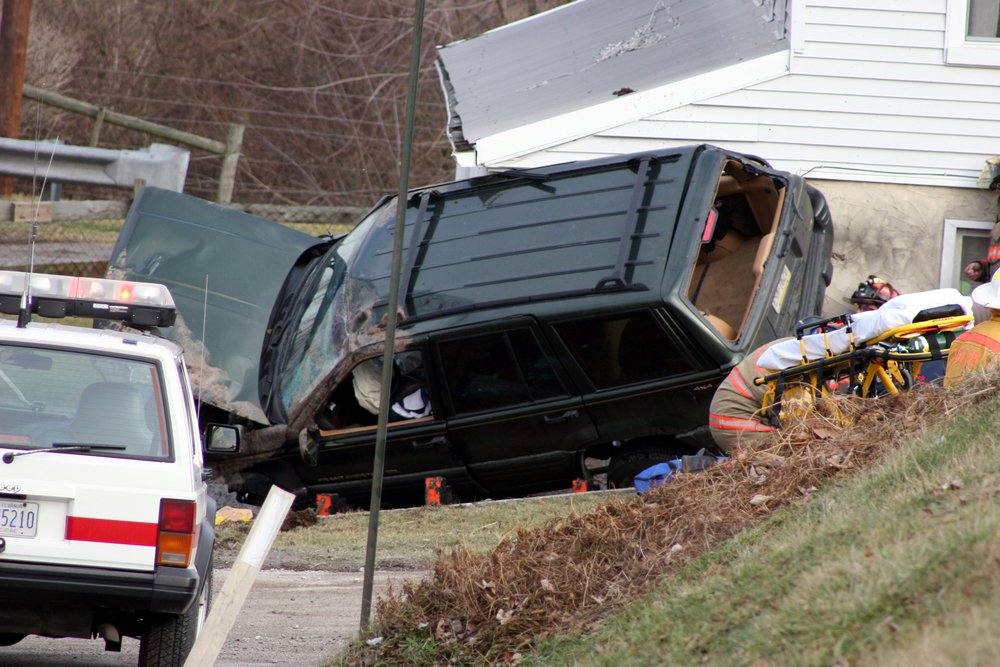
[964,261,985,282]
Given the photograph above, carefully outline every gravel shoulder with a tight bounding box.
[4,567,425,667]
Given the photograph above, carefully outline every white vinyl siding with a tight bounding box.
[496,0,1000,190]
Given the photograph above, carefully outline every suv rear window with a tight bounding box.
[554,310,695,388]
[439,329,565,414]
[0,345,169,459]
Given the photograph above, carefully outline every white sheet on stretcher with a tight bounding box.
[758,288,973,371]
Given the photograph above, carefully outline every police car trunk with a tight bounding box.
[0,272,211,649]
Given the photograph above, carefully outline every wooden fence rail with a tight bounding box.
[22,84,244,204]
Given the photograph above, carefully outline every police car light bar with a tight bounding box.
[0,270,177,327]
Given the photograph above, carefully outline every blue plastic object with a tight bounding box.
[634,459,683,493]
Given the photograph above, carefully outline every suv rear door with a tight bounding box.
[548,308,719,445]
[433,318,598,497]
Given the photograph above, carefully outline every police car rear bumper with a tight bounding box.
[0,559,200,614]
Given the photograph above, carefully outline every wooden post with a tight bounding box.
[216,123,244,204]
[0,0,32,195]
[89,107,107,147]
[183,485,294,667]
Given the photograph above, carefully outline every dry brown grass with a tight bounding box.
[350,375,998,665]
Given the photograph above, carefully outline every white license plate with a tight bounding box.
[0,501,39,538]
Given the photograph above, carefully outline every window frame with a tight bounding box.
[939,218,994,289]
[550,308,703,392]
[434,324,570,417]
[945,0,1000,67]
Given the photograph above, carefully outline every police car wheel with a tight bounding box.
[138,559,210,667]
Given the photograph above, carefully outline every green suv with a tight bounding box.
[108,145,834,508]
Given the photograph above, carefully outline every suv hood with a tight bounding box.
[107,187,327,424]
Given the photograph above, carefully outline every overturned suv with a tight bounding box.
[0,272,214,666]
[109,144,834,509]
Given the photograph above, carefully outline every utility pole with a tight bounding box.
[0,0,32,195]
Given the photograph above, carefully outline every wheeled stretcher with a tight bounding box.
[751,288,974,426]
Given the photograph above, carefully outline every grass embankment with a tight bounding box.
[214,491,619,571]
[332,376,1000,666]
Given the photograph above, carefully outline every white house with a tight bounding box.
[435,0,1000,313]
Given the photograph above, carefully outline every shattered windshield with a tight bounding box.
[279,201,394,411]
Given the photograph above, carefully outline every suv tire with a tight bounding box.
[138,557,212,667]
[607,445,686,489]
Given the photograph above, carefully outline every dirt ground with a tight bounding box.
[3,568,425,666]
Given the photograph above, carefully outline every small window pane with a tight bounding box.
[440,330,563,414]
[959,229,990,293]
[556,311,694,388]
[968,0,1000,38]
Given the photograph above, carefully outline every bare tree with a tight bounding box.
[20,0,570,207]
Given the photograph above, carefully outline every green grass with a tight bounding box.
[525,398,1000,667]
[216,490,623,571]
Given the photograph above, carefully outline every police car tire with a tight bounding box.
[138,555,212,667]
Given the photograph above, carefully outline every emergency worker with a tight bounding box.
[944,268,1000,387]
[849,275,899,312]
[709,337,790,454]
[961,191,1000,283]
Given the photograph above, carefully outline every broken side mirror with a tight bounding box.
[205,423,241,453]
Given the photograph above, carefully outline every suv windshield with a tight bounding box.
[279,204,387,410]
[0,345,169,459]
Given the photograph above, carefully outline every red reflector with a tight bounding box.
[159,499,196,533]
[701,207,718,244]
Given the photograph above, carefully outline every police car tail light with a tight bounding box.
[0,270,176,327]
[156,499,196,568]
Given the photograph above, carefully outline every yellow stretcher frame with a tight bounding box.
[752,313,972,426]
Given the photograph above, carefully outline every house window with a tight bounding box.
[939,219,994,292]
[945,0,1000,66]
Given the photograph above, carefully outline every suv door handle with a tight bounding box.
[412,435,447,450]
[543,409,579,424]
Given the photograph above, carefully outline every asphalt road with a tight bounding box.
[2,568,424,666]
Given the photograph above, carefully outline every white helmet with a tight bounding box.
[971,267,1000,310]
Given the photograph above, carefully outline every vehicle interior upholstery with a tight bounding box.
[687,160,785,342]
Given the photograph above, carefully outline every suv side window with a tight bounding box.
[316,350,432,431]
[554,310,695,388]
[439,329,565,414]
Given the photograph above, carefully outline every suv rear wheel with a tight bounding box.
[607,445,686,489]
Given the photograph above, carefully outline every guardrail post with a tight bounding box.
[216,123,245,204]
[89,107,107,147]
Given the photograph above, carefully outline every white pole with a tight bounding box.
[183,485,294,667]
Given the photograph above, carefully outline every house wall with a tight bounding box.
[810,179,998,316]
[473,0,1000,302]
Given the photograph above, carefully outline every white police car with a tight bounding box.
[0,270,219,666]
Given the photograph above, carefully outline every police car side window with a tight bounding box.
[554,311,694,388]
[439,329,564,414]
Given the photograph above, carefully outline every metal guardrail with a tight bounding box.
[0,139,189,192]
